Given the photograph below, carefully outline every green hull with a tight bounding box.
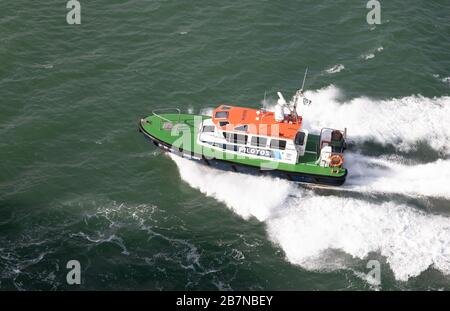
[139,113,347,185]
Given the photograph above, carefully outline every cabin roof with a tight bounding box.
[211,105,302,140]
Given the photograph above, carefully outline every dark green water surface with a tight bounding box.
[1,0,449,290]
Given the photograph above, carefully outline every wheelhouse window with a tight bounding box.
[270,139,286,150]
[294,131,306,146]
[234,125,248,132]
[215,111,229,119]
[202,125,216,133]
[223,132,248,145]
[250,136,267,147]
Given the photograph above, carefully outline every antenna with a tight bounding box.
[294,67,312,108]
[300,67,308,91]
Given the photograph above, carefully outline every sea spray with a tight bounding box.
[168,152,450,282]
[344,153,450,199]
[206,85,450,155]
[178,87,450,282]
[266,196,450,282]
[299,86,450,155]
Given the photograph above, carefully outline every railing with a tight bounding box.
[150,108,182,130]
[319,127,347,152]
[152,108,181,123]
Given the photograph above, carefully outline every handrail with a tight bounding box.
[319,127,346,137]
[152,108,181,124]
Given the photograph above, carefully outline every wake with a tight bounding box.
[344,153,450,199]
[170,153,450,282]
[167,86,450,283]
[299,85,450,155]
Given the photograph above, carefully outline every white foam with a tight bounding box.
[325,64,345,74]
[297,85,450,155]
[168,153,450,282]
[362,53,375,60]
[360,46,383,60]
[170,153,291,221]
[171,86,450,282]
[345,153,450,199]
[433,74,450,86]
[267,195,450,282]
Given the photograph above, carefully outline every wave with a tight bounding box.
[360,46,383,60]
[168,153,450,282]
[362,53,375,60]
[267,195,450,282]
[297,85,450,155]
[433,74,450,86]
[177,86,450,283]
[325,64,345,74]
[206,85,450,155]
[170,153,292,220]
[345,153,450,199]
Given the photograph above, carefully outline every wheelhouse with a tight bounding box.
[197,105,312,164]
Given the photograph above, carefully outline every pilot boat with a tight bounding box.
[138,89,347,186]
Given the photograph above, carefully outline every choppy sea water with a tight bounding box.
[1,1,449,290]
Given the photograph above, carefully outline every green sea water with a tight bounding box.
[1,0,450,290]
